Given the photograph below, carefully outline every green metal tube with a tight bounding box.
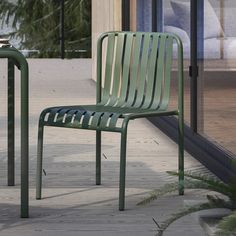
[0,48,29,218]
[7,59,15,186]
[20,54,29,218]
[119,118,129,211]
[119,130,127,211]
[36,122,44,199]
[176,36,185,195]
[96,130,101,185]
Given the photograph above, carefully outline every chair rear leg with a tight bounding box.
[119,129,127,211]
[178,115,184,195]
[36,122,44,199]
[96,130,101,185]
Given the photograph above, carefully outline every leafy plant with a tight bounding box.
[0,0,91,58]
[138,170,236,235]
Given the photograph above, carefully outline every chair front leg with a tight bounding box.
[36,122,44,200]
[96,130,101,185]
[178,114,184,195]
[119,128,127,211]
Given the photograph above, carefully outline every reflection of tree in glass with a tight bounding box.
[0,0,91,58]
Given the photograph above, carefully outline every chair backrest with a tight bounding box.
[96,31,183,111]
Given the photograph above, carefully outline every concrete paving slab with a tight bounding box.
[0,59,215,235]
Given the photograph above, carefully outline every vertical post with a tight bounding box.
[152,0,157,32]
[156,0,164,32]
[190,0,198,132]
[190,0,204,133]
[122,0,130,30]
[220,0,224,59]
[8,59,15,186]
[197,0,204,133]
[60,0,65,59]
[20,59,29,218]
[96,131,101,185]
[177,38,184,195]
[119,128,127,211]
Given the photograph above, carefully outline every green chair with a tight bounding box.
[36,31,184,210]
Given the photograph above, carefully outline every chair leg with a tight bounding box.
[119,129,127,211]
[178,115,184,195]
[36,122,44,200]
[96,130,101,185]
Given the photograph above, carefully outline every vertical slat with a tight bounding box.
[124,33,143,107]
[116,33,134,106]
[159,36,173,110]
[101,33,116,105]
[108,33,125,106]
[150,34,166,109]
[133,33,152,108]
[96,33,104,104]
[141,34,159,109]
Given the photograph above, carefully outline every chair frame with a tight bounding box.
[36,31,184,210]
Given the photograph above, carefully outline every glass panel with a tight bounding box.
[136,0,152,32]
[200,0,236,155]
[163,0,191,124]
[0,0,91,58]
[133,0,191,123]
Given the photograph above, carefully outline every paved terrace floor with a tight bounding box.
[0,59,213,236]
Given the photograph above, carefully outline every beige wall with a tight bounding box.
[130,0,137,31]
[92,0,122,81]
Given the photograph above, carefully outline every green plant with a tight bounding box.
[138,171,236,236]
[0,0,91,58]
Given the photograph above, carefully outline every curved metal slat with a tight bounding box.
[109,113,121,129]
[99,112,112,128]
[141,34,160,109]
[159,36,173,110]
[150,34,167,110]
[73,109,86,126]
[101,33,116,105]
[47,108,61,123]
[56,108,71,123]
[133,33,151,108]
[116,33,134,107]
[124,33,143,107]
[82,111,94,128]
[108,33,125,106]
[65,109,77,124]
[90,112,104,128]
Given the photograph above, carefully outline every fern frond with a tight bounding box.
[215,210,236,236]
[137,182,179,206]
[167,171,232,197]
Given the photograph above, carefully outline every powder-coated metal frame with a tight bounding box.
[36,31,184,210]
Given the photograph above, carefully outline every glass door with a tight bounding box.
[197,0,236,156]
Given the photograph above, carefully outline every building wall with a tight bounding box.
[92,0,122,81]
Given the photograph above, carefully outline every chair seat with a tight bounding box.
[41,104,177,132]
